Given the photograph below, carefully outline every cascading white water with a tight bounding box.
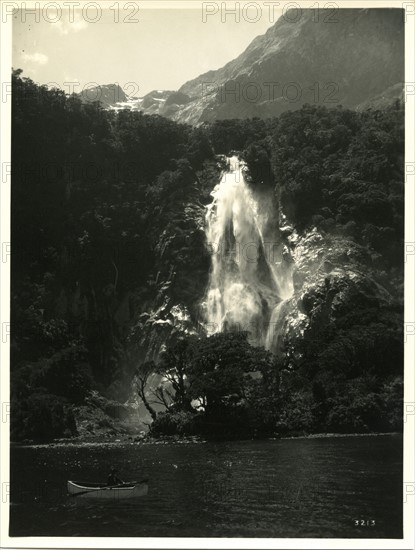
[203,156,293,352]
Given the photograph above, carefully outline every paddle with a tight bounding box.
[69,478,149,498]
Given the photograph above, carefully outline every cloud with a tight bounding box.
[53,18,88,35]
[21,52,48,65]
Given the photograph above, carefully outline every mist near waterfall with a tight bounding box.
[203,156,293,352]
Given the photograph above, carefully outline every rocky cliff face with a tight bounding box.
[280,228,398,359]
[128,198,209,363]
[125,162,221,364]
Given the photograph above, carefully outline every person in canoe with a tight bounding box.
[107,468,124,486]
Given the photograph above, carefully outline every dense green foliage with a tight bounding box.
[147,332,280,439]
[144,329,402,438]
[11,70,215,440]
[11,70,403,441]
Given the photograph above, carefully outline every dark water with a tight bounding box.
[9,435,402,538]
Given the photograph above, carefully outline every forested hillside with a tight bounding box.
[11,69,217,440]
[11,70,404,441]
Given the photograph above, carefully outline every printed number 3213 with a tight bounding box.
[354,519,376,526]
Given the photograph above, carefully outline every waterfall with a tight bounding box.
[264,299,290,353]
[203,156,293,352]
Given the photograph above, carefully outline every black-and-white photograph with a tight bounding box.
[1,0,414,545]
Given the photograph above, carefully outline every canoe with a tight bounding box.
[67,480,148,499]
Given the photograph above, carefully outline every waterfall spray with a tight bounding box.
[203,156,293,352]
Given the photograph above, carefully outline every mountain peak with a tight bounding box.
[172,8,403,124]
[90,9,404,123]
[79,83,129,108]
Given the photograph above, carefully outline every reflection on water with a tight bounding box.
[9,435,402,538]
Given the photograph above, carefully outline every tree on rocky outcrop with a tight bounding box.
[187,333,261,413]
[134,361,158,421]
[157,337,197,412]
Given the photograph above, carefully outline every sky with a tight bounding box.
[12,5,280,97]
